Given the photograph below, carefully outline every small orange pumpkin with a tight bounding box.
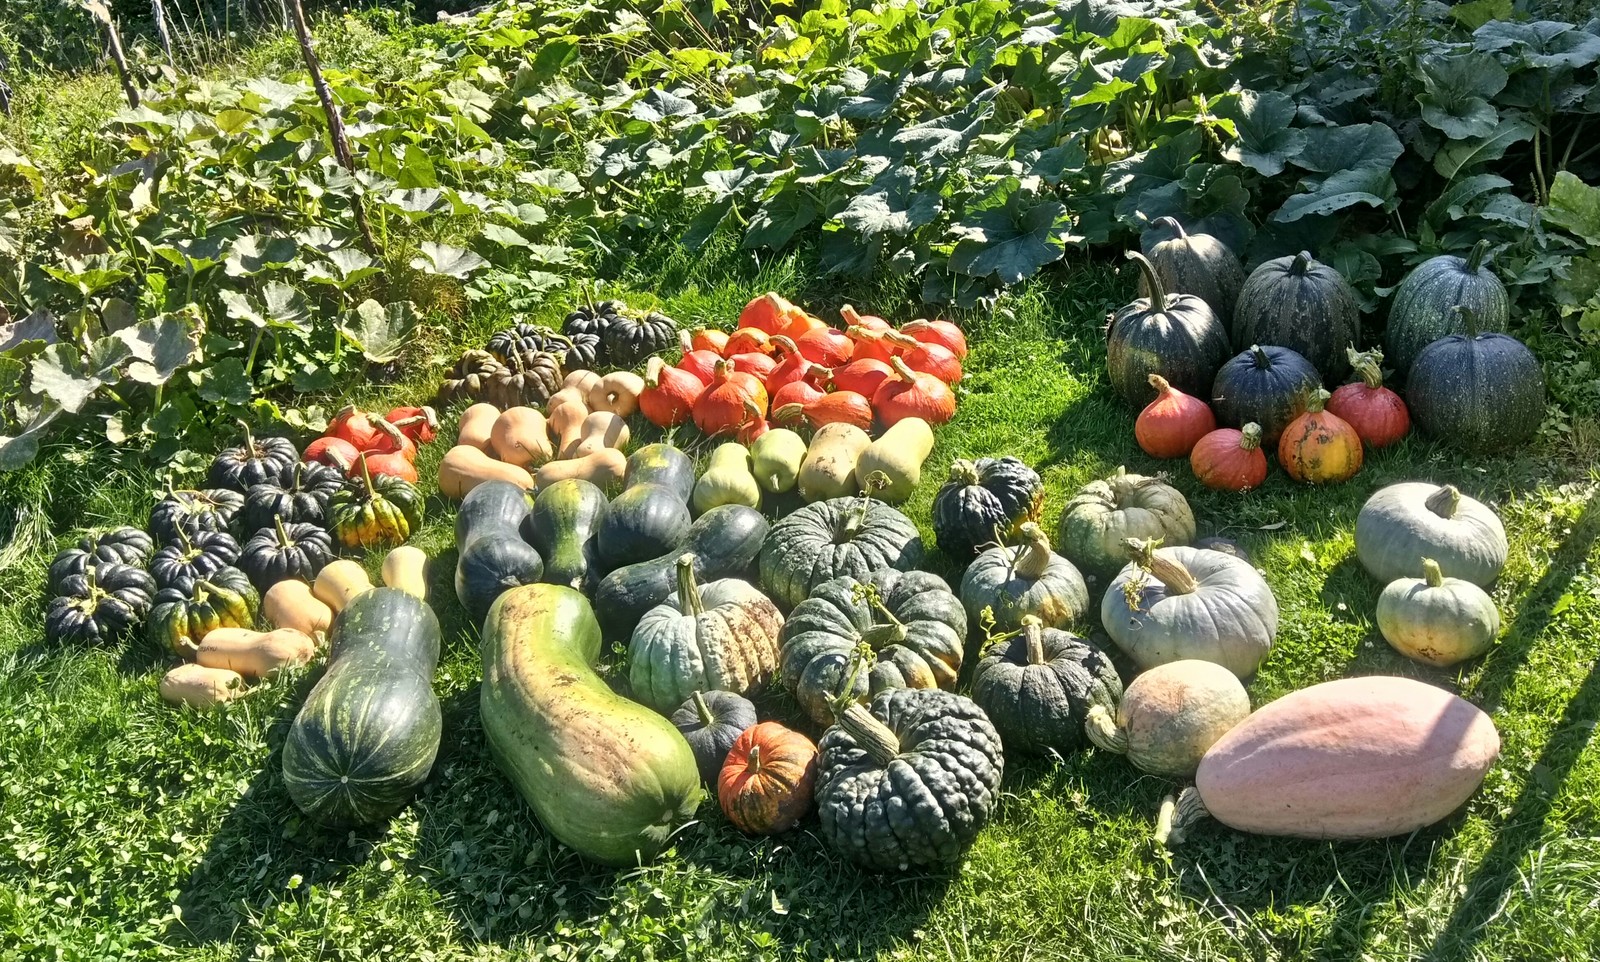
[717,722,818,835]
[1136,374,1216,458]
[725,326,774,357]
[738,292,808,338]
[1278,388,1363,484]
[1326,347,1409,449]
[1191,422,1268,491]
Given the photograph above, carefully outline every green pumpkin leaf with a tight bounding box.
[0,431,41,471]
[0,311,59,353]
[480,223,530,248]
[1272,167,1397,223]
[305,248,380,287]
[116,314,198,386]
[384,188,445,217]
[520,168,582,194]
[1432,119,1535,178]
[949,196,1070,284]
[1474,20,1600,71]
[1415,53,1506,140]
[744,187,817,250]
[1544,171,1600,246]
[1422,173,1513,232]
[194,357,253,406]
[340,299,419,363]
[837,166,942,237]
[1448,0,1511,30]
[1217,90,1304,177]
[1294,123,1403,174]
[682,199,733,250]
[225,234,298,277]
[409,242,487,278]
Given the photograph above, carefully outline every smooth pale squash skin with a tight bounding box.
[798,423,872,502]
[160,663,245,708]
[381,545,429,600]
[1194,676,1500,840]
[588,371,645,417]
[456,403,501,451]
[196,627,316,678]
[693,443,762,515]
[263,579,332,637]
[1376,560,1500,667]
[571,411,630,459]
[855,417,935,504]
[1355,483,1507,587]
[1089,659,1249,777]
[313,560,373,614]
[439,445,536,500]
[546,397,591,459]
[489,407,553,468]
[480,585,703,866]
[748,429,808,495]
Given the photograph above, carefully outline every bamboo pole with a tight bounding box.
[287,0,376,253]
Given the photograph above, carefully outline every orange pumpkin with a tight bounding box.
[1326,347,1410,449]
[689,328,730,356]
[738,292,808,338]
[717,722,818,835]
[725,326,774,357]
[1136,374,1216,458]
[1278,388,1363,484]
[1191,423,1268,491]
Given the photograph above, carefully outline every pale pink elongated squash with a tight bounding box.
[1161,676,1498,845]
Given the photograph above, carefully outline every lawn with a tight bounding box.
[3,2,1600,960]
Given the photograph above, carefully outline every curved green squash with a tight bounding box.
[456,535,544,626]
[456,480,532,550]
[1386,241,1509,375]
[282,588,442,827]
[481,584,702,865]
[525,478,608,593]
[623,444,697,503]
[596,482,692,573]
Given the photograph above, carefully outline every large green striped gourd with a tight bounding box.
[1386,241,1508,375]
[1232,251,1360,381]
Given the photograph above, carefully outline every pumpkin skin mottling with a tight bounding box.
[718,722,818,835]
[1376,561,1500,667]
[1386,245,1509,375]
[1277,396,1363,485]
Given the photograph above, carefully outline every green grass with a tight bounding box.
[2,245,1599,961]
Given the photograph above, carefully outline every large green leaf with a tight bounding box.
[743,188,817,250]
[410,242,488,278]
[1433,120,1535,179]
[837,166,942,237]
[116,313,199,386]
[340,300,418,363]
[195,357,252,406]
[1415,53,1506,140]
[949,196,1071,284]
[30,339,130,414]
[1545,171,1600,246]
[1217,90,1304,177]
[225,234,299,277]
[1474,20,1600,71]
[1273,168,1397,223]
[1294,123,1403,174]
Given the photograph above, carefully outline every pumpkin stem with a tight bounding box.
[235,418,258,458]
[842,491,873,537]
[1304,387,1330,414]
[1426,485,1462,519]
[373,417,406,450]
[1126,251,1168,307]
[1156,787,1212,848]
[1453,304,1481,338]
[770,335,800,358]
[1290,250,1314,274]
[1347,347,1384,389]
[1239,423,1263,451]
[1421,557,1445,588]
[356,451,377,498]
[712,358,731,384]
[1249,344,1272,370]
[1013,522,1054,581]
[948,459,980,487]
[1022,616,1047,666]
[1151,215,1188,241]
[674,554,704,617]
[887,355,919,382]
[747,744,761,774]
[677,329,694,355]
[840,304,862,327]
[645,356,665,389]
[837,702,901,767]
[1465,238,1491,274]
[1126,537,1198,594]
[274,515,293,550]
[1083,703,1128,755]
[692,690,716,728]
[1147,373,1173,396]
[853,582,908,647]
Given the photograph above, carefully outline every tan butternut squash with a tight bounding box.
[314,559,373,614]
[263,579,333,637]
[490,407,554,468]
[563,369,603,395]
[439,444,536,499]
[196,627,317,679]
[572,411,630,458]
[457,402,501,451]
[856,417,935,503]
[588,371,645,418]
[546,385,589,413]
[381,545,429,599]
[535,448,627,491]
[160,663,245,708]
[798,422,872,502]
[547,396,591,458]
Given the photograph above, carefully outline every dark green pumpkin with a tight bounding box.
[958,522,1090,632]
[148,486,245,543]
[45,562,157,645]
[1387,241,1509,375]
[969,617,1122,756]
[1406,311,1544,453]
[147,566,258,657]
[601,310,678,368]
[526,478,608,593]
[329,456,424,548]
[1106,251,1232,407]
[47,527,153,594]
[455,535,545,625]
[149,528,242,594]
[1140,217,1246,322]
[760,495,924,611]
[930,456,1043,559]
[1232,251,1360,381]
[239,518,334,590]
[456,480,531,550]
[1210,344,1322,444]
[671,690,759,787]
[594,504,769,639]
[623,444,697,504]
[208,421,299,492]
[282,588,442,827]
[239,461,346,532]
[815,687,1004,871]
[596,483,692,573]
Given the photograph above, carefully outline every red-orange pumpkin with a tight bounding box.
[840,304,892,333]
[899,318,968,360]
[717,722,818,835]
[1327,347,1410,449]
[774,391,873,431]
[830,357,893,397]
[1191,423,1267,492]
[874,356,956,426]
[739,292,809,338]
[640,357,705,428]
[845,325,898,364]
[1136,374,1216,458]
[693,360,769,436]
[794,326,854,367]
[1278,388,1363,484]
[884,330,962,384]
[689,328,730,356]
[725,327,774,357]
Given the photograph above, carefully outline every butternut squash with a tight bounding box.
[160,663,245,708]
[693,442,762,514]
[314,559,374,614]
[563,369,603,395]
[797,422,872,502]
[572,411,630,459]
[855,417,935,503]
[749,428,807,494]
[457,402,501,451]
[547,396,591,459]
[546,385,589,413]
[196,627,317,679]
[381,545,429,600]
[588,371,645,418]
[490,407,555,468]
[535,448,627,491]
[439,444,536,499]
[263,579,334,637]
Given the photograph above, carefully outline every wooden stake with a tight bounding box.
[287,0,376,253]
[83,1,140,109]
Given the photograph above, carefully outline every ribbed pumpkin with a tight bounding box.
[1327,347,1410,448]
[970,617,1122,756]
[1406,308,1544,453]
[148,567,259,657]
[47,528,153,593]
[1277,388,1363,484]
[329,456,423,548]
[958,522,1090,632]
[931,457,1043,558]
[209,421,299,491]
[1136,374,1217,458]
[1356,483,1507,587]
[628,557,783,714]
[1387,241,1509,374]
[672,691,758,787]
[148,486,245,543]
[759,495,924,610]
[1058,467,1195,580]
[1210,344,1322,445]
[1376,558,1500,667]
[45,562,156,645]
[1085,659,1250,777]
[717,722,818,835]
[1190,423,1267,492]
[239,461,346,532]
[1140,217,1246,322]
[1232,251,1360,380]
[149,528,241,595]
[239,518,335,590]
[1106,252,1232,407]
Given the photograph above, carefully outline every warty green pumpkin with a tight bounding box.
[47,527,153,593]
[1058,467,1195,580]
[1140,216,1246,322]
[148,486,245,543]
[959,522,1090,632]
[1231,251,1360,380]
[1376,558,1500,667]
[45,562,157,645]
[209,421,299,492]
[149,528,241,595]
[759,494,924,611]
[1405,308,1544,453]
[1355,482,1507,587]
[970,617,1122,756]
[239,519,334,591]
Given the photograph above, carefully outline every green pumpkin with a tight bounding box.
[759,494,923,610]
[671,690,759,787]
[1387,241,1509,374]
[1106,252,1231,408]
[45,562,157,645]
[959,522,1090,632]
[1405,308,1544,454]
[148,566,259,657]
[930,456,1043,559]
[1140,217,1246,323]
[1210,344,1322,445]
[329,455,424,548]
[969,617,1121,756]
[778,568,966,724]
[1058,467,1195,581]
[1355,482,1506,587]
[1232,251,1360,381]
[525,478,608,593]
[628,556,783,714]
[1376,558,1500,667]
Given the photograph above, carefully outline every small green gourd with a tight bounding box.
[749,429,807,494]
[693,443,762,515]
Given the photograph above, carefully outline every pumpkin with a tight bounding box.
[148,486,245,543]
[830,358,892,397]
[148,567,259,657]
[239,518,335,591]
[640,356,705,428]
[1190,423,1267,492]
[970,616,1121,756]
[562,299,623,343]
[671,690,758,787]
[1101,539,1279,678]
[1058,467,1195,580]
[1277,388,1363,484]
[898,318,968,360]
[209,421,299,491]
[148,528,241,595]
[1387,240,1510,374]
[693,360,768,437]
[1136,374,1217,459]
[873,356,957,427]
[1355,482,1507,587]
[759,494,925,610]
[1210,344,1321,445]
[815,686,1004,871]
[602,310,678,368]
[622,444,698,504]
[1232,251,1360,380]
[456,536,546,626]
[526,478,608,593]
[486,321,567,363]
[1376,558,1500,667]
[329,455,424,549]
[1406,308,1544,453]
[718,722,818,835]
[959,522,1090,632]
[239,461,346,532]
[777,568,965,724]
[1327,347,1410,448]
[793,325,854,368]
[1085,659,1250,777]
[930,456,1043,559]
[627,556,783,713]
[1139,216,1246,322]
[881,330,961,384]
[597,482,692,572]
[44,562,157,645]
[740,292,809,338]
[1161,677,1500,845]
[487,348,566,408]
[1106,251,1232,407]
[46,527,153,593]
